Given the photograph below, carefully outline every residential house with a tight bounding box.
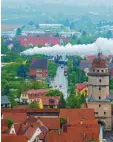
[76,83,88,96]
[20,89,49,104]
[33,96,60,109]
[29,59,48,80]
[17,36,69,47]
[1,96,11,108]
[79,60,91,76]
[1,108,101,142]
[45,123,100,142]
[20,89,60,108]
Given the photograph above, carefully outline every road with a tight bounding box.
[51,66,68,99]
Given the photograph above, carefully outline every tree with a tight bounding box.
[48,61,57,78]
[106,30,112,39]
[28,21,34,25]
[70,22,75,30]
[9,92,17,108]
[82,31,87,36]
[110,78,113,90]
[64,18,70,27]
[1,38,9,54]
[46,89,63,96]
[29,102,39,108]
[60,118,67,128]
[16,28,22,36]
[67,93,86,108]
[17,64,27,78]
[7,119,14,128]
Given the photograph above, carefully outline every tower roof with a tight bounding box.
[91,53,106,68]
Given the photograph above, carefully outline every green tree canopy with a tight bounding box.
[29,102,39,108]
[16,28,22,36]
[7,119,14,128]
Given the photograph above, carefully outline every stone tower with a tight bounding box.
[87,53,112,131]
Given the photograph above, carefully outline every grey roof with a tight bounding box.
[30,59,48,70]
[108,63,113,70]
[80,61,113,70]
[87,96,111,102]
[1,96,11,105]
[79,61,91,69]
[87,96,97,102]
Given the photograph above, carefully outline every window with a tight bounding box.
[99,87,101,91]
[99,96,101,100]
[99,79,101,82]
[99,104,101,107]
[104,112,106,115]
[97,70,99,72]
[101,70,104,72]
[93,69,95,72]
[95,112,98,114]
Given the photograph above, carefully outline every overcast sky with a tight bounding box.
[2,0,113,6]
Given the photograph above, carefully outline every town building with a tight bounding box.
[76,83,88,96]
[17,36,69,47]
[1,108,101,142]
[20,89,49,104]
[87,53,112,131]
[1,96,11,108]
[29,59,48,80]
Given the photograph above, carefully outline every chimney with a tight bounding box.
[58,129,61,135]
[67,116,69,125]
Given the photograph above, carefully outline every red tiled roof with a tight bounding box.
[46,123,100,142]
[17,36,69,47]
[1,120,9,133]
[2,112,27,123]
[33,96,60,105]
[40,118,60,130]
[1,134,28,142]
[2,108,60,113]
[86,55,96,61]
[76,83,88,92]
[23,89,49,96]
[24,125,37,140]
[60,109,95,125]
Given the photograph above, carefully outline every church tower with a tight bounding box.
[87,53,112,131]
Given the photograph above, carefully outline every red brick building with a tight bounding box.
[29,59,48,79]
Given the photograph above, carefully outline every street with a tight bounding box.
[51,66,68,99]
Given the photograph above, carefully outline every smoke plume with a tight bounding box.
[21,38,113,56]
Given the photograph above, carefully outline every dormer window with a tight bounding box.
[24,38,28,41]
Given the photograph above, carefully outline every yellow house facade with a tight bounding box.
[76,83,88,96]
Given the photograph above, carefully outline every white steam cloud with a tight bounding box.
[21,38,113,56]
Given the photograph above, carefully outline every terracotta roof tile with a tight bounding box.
[40,118,60,130]
[76,83,88,92]
[33,96,60,106]
[23,89,49,97]
[17,36,69,47]
[1,134,28,142]
[2,112,27,123]
[60,109,95,125]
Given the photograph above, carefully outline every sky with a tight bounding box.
[2,0,113,6]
